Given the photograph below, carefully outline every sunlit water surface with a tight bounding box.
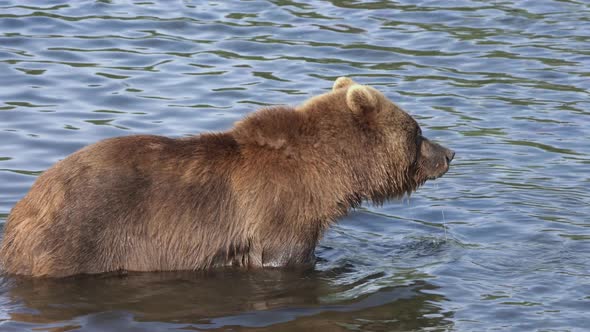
[0,1,589,331]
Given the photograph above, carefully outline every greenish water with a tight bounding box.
[1,0,589,331]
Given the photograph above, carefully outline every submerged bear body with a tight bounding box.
[0,78,454,277]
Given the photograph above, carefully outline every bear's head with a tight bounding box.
[307,77,454,201]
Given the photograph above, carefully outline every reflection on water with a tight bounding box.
[1,0,589,330]
[1,270,450,331]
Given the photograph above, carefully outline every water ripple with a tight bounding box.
[1,0,590,330]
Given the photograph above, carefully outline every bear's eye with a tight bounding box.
[412,134,422,165]
[415,126,422,142]
[415,127,423,145]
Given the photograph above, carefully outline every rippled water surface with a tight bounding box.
[1,0,589,331]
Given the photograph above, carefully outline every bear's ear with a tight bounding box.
[333,77,356,91]
[346,85,380,116]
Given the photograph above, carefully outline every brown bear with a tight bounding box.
[0,77,454,278]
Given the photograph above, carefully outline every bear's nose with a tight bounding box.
[445,149,455,164]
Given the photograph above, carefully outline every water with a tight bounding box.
[0,0,589,330]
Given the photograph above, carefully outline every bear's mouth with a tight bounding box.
[430,162,451,180]
[416,159,452,184]
[427,170,447,181]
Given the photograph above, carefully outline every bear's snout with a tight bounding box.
[445,148,455,164]
[417,138,454,182]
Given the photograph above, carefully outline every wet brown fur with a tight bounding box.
[0,78,453,277]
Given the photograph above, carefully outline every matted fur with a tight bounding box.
[0,78,454,277]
